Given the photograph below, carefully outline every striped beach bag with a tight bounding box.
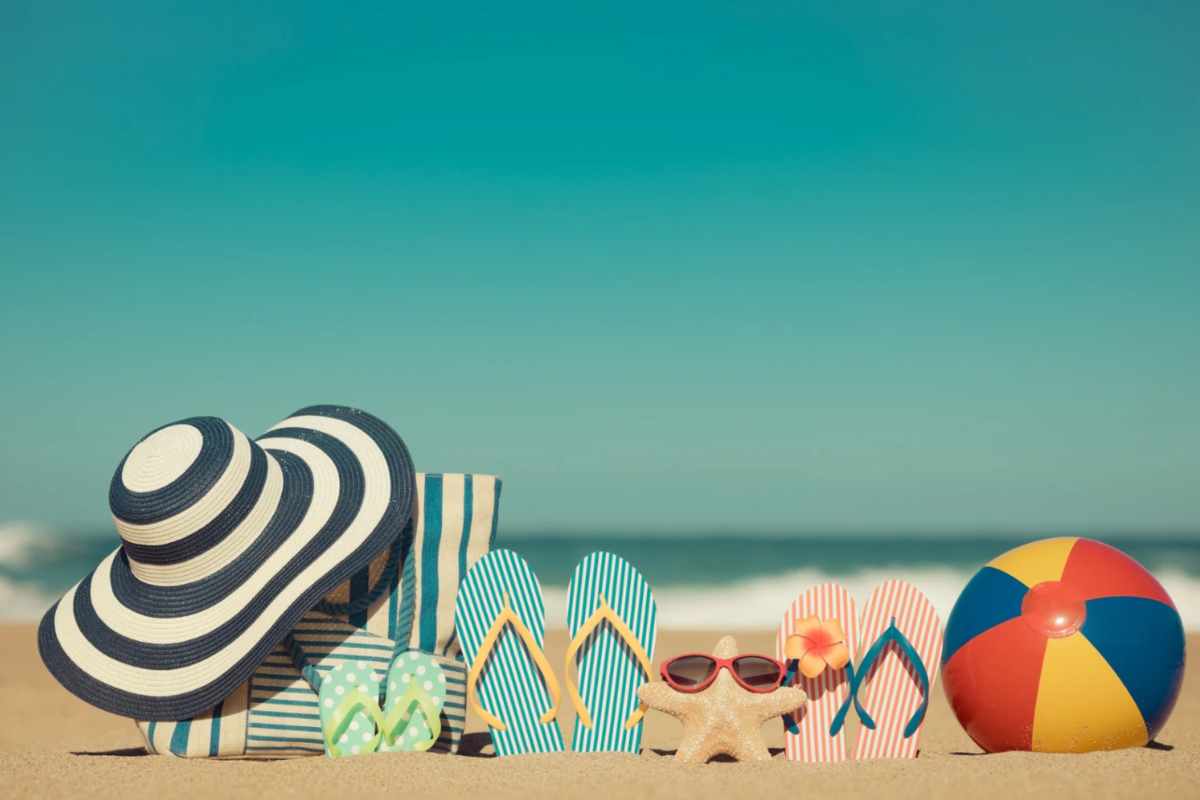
[138,612,397,757]
[136,473,501,758]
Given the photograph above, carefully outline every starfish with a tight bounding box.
[638,635,807,765]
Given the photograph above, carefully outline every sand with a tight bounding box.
[1,625,1194,799]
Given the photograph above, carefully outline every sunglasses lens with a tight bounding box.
[733,656,783,689]
[665,656,716,688]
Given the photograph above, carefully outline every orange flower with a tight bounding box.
[784,615,850,679]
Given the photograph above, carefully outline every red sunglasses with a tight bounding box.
[660,653,787,694]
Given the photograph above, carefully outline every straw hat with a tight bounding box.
[38,405,415,721]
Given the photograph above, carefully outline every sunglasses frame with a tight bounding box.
[659,653,787,694]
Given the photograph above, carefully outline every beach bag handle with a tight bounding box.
[313,523,409,618]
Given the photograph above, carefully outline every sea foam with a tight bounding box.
[543,566,1200,631]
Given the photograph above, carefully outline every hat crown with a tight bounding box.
[120,421,209,494]
[109,417,269,583]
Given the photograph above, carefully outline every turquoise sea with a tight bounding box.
[4,524,1197,629]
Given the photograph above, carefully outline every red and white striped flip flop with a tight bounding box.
[775,583,859,763]
[852,580,943,760]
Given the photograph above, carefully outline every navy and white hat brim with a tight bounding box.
[38,405,415,721]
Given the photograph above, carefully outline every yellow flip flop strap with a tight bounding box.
[384,680,442,751]
[466,592,561,732]
[564,594,654,731]
[325,694,386,757]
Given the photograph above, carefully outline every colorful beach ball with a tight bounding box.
[942,537,1185,753]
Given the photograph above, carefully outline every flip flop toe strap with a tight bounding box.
[324,693,387,757]
[385,680,443,750]
[782,659,801,734]
[782,659,857,735]
[830,617,930,739]
[564,594,653,731]
[466,592,561,732]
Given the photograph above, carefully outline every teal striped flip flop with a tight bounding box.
[454,550,564,756]
[564,552,657,753]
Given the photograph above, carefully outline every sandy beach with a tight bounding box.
[0,625,1192,799]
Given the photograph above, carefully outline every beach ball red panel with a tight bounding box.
[942,537,1185,753]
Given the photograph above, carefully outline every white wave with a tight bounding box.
[0,576,54,621]
[0,521,65,620]
[0,521,60,569]
[1158,570,1200,631]
[1,524,1196,632]
[544,566,1200,632]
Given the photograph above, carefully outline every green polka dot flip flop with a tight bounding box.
[318,662,386,758]
[381,651,447,752]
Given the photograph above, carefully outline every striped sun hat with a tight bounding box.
[37,405,415,722]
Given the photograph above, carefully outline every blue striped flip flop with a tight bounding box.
[454,550,564,756]
[564,552,657,753]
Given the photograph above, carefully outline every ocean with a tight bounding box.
[4,522,1198,630]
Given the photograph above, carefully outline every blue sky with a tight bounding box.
[2,2,1197,535]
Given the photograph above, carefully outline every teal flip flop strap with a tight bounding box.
[783,658,858,735]
[781,660,801,734]
[325,694,387,757]
[828,663,859,737]
[384,681,443,750]
[830,617,930,739]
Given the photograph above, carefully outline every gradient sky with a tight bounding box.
[2,2,1197,535]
